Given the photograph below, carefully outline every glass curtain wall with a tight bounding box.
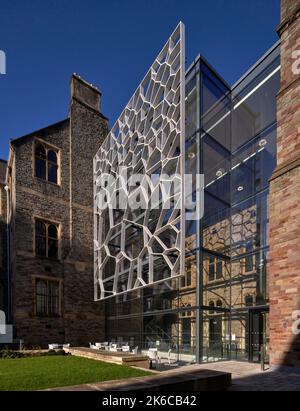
[105,43,280,364]
[199,59,232,362]
[198,43,280,363]
[229,44,280,362]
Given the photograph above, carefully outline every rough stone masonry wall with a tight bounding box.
[64,89,109,346]
[63,88,109,346]
[11,76,109,347]
[0,179,7,314]
[12,122,70,346]
[269,0,300,367]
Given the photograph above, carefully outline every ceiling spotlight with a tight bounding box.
[216,169,224,177]
[259,139,267,147]
[237,186,244,192]
[188,152,195,159]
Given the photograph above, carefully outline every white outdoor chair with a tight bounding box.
[95,342,108,349]
[148,349,160,369]
[110,343,118,352]
[160,349,176,366]
[132,346,139,355]
[167,348,172,365]
[63,344,70,349]
[122,345,130,352]
[49,343,59,350]
[89,343,97,349]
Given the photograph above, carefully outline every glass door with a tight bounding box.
[248,309,269,363]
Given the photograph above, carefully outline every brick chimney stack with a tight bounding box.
[269,0,300,367]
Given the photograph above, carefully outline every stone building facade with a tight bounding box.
[0,159,8,317]
[3,74,108,347]
[269,0,300,367]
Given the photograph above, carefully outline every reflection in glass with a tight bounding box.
[104,44,280,365]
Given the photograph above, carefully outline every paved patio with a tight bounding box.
[193,361,300,391]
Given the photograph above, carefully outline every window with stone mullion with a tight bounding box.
[35,143,58,184]
[35,219,59,259]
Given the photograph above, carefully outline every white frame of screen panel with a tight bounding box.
[94,22,185,301]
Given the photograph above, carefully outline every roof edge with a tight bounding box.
[231,40,281,91]
[10,118,70,146]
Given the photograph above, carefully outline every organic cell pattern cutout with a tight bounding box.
[94,23,185,300]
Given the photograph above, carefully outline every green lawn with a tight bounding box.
[0,355,151,391]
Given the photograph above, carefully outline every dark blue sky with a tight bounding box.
[0,0,280,160]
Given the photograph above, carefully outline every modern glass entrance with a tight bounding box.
[231,307,269,363]
[247,308,269,363]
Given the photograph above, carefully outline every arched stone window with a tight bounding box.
[48,224,59,258]
[47,150,58,183]
[181,303,192,317]
[35,219,59,259]
[186,304,192,317]
[209,300,215,313]
[35,142,59,184]
[245,295,254,307]
[35,144,46,180]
